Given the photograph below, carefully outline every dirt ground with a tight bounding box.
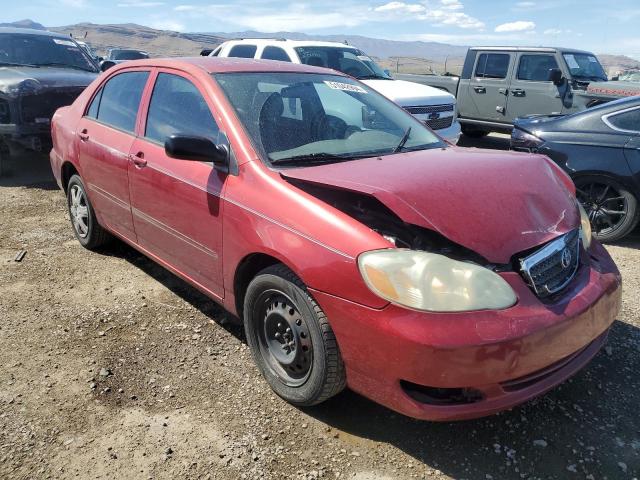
[1,141,639,480]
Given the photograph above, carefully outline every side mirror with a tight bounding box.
[383,69,391,76]
[200,48,213,57]
[548,68,564,85]
[97,56,104,62]
[100,60,115,72]
[611,75,619,81]
[165,135,229,168]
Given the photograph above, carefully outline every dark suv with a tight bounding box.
[0,27,98,165]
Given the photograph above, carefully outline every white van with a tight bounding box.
[209,39,461,144]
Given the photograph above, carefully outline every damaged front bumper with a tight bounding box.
[310,240,621,421]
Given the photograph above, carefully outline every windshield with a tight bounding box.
[294,46,392,80]
[215,72,442,167]
[0,33,98,72]
[110,50,149,60]
[562,53,607,81]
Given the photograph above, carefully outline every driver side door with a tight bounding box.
[127,70,228,299]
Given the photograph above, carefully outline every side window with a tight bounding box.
[474,53,510,79]
[94,71,149,133]
[86,88,103,119]
[607,108,640,132]
[145,73,220,145]
[517,55,559,81]
[228,44,257,58]
[261,46,291,62]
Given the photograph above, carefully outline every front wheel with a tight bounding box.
[575,176,639,242]
[243,264,346,406]
[67,174,111,249]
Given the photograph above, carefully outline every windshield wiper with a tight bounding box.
[35,62,96,72]
[270,152,371,166]
[393,127,412,153]
[356,74,391,80]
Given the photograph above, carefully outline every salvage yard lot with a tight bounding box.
[1,142,639,480]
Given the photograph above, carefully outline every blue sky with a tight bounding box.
[5,0,640,57]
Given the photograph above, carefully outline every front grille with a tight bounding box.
[20,88,85,123]
[404,104,454,115]
[519,229,580,298]
[426,116,454,130]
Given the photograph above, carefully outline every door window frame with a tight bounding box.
[472,52,512,81]
[602,105,640,134]
[515,53,560,83]
[82,67,152,136]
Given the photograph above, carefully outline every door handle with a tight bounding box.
[78,129,89,141]
[512,89,526,97]
[473,86,486,94]
[129,151,147,168]
[498,88,509,95]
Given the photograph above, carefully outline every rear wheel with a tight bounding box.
[243,264,346,406]
[67,174,111,249]
[575,176,639,242]
[461,125,489,138]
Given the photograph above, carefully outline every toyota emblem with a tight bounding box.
[561,248,572,269]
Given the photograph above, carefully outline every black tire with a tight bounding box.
[575,175,639,243]
[67,174,111,249]
[461,125,489,138]
[243,264,346,406]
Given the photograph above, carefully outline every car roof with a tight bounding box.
[221,38,359,50]
[470,46,595,55]
[0,27,72,39]
[111,57,348,75]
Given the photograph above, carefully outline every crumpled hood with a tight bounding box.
[281,147,579,264]
[0,66,97,97]
[362,79,456,106]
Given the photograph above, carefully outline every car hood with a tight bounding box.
[0,66,97,97]
[362,79,456,106]
[281,147,578,264]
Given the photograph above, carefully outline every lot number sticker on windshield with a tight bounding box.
[565,54,580,69]
[324,81,367,94]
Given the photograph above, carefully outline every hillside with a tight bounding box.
[2,20,638,76]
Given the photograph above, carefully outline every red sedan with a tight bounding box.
[50,58,621,421]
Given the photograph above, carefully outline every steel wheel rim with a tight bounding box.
[69,184,90,238]
[254,290,313,387]
[576,181,628,236]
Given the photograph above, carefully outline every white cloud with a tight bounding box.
[174,4,196,11]
[117,1,165,6]
[515,1,536,7]
[494,20,535,32]
[149,19,185,31]
[373,1,484,30]
[59,0,87,7]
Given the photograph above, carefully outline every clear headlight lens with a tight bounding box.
[578,202,592,249]
[358,249,517,312]
[510,128,544,151]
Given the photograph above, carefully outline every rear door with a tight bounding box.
[127,70,227,299]
[76,69,150,240]
[506,53,564,122]
[466,52,514,123]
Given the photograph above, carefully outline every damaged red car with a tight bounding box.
[50,58,622,421]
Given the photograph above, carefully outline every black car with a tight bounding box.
[0,27,99,164]
[511,96,640,242]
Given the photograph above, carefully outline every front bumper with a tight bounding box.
[311,241,621,421]
[0,122,52,152]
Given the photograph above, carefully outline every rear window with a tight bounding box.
[261,46,291,62]
[91,71,149,133]
[228,44,257,58]
[474,53,510,79]
[607,108,640,132]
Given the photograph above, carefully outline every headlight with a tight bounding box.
[510,128,544,151]
[578,203,592,249]
[358,249,517,312]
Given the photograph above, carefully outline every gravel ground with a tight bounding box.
[1,144,639,480]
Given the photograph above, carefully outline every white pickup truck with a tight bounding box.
[207,39,461,143]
